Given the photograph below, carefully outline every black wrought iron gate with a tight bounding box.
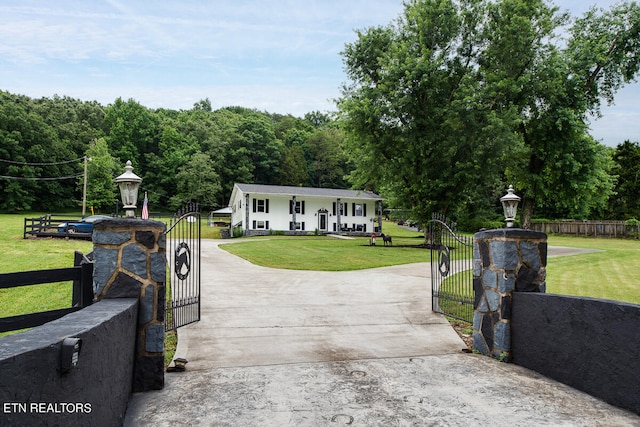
[165,203,201,331]
[429,213,474,323]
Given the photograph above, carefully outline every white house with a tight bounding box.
[229,183,383,236]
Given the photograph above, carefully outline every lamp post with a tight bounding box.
[115,160,142,218]
[500,185,521,228]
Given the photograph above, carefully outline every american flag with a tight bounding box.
[141,192,149,219]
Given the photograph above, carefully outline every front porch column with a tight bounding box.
[291,196,297,231]
[244,193,250,236]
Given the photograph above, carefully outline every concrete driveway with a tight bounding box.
[124,240,638,426]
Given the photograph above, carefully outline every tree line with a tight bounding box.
[0,92,349,214]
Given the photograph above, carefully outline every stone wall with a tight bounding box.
[472,228,547,361]
[92,218,167,392]
[0,299,138,426]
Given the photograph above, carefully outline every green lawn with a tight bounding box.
[0,214,93,323]
[221,236,427,270]
[546,236,640,304]
[220,222,429,270]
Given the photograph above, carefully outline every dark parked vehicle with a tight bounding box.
[57,215,111,234]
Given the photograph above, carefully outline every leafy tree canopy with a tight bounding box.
[338,0,639,228]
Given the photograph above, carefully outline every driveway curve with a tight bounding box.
[124,241,638,426]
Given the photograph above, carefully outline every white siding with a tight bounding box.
[229,184,381,234]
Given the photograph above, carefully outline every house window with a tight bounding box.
[253,198,269,213]
[252,220,270,229]
[351,203,367,217]
[348,223,366,232]
[289,222,305,230]
[290,200,305,214]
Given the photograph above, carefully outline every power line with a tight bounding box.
[0,156,85,181]
[0,173,84,181]
[0,157,85,166]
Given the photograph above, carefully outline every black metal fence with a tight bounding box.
[429,213,474,323]
[0,251,93,333]
[165,203,201,332]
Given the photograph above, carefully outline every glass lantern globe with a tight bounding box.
[115,160,142,217]
[500,185,521,228]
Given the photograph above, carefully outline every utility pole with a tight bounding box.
[82,156,88,217]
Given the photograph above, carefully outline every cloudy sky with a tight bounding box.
[0,0,637,147]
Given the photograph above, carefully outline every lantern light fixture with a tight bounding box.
[115,160,142,218]
[500,185,521,228]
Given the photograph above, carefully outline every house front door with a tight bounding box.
[318,212,328,232]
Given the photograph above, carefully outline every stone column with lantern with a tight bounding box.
[93,160,167,391]
[472,185,547,362]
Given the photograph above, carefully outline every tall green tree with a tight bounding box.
[609,140,640,219]
[212,107,283,199]
[104,98,158,168]
[143,124,199,208]
[339,0,514,223]
[305,127,348,188]
[235,112,282,184]
[339,0,637,227]
[85,137,119,212]
[210,108,254,204]
[192,98,212,112]
[304,111,332,128]
[172,152,221,209]
[277,145,309,186]
[506,1,637,226]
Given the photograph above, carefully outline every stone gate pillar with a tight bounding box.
[92,218,167,391]
[472,228,547,361]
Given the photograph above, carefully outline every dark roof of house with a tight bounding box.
[234,183,382,200]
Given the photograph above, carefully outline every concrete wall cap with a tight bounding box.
[93,218,166,230]
[475,228,547,240]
